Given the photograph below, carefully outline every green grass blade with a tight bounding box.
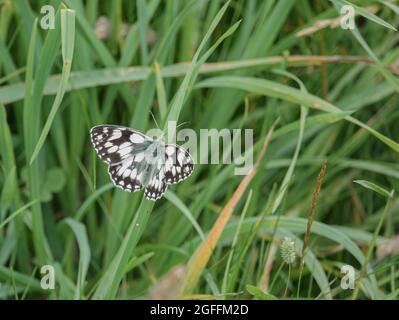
[63,218,91,300]
[92,200,154,299]
[354,180,394,199]
[0,200,38,230]
[30,9,76,164]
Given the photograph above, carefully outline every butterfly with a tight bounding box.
[90,125,194,201]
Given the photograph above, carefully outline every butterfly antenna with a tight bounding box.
[149,110,161,130]
[149,110,166,140]
[176,121,190,129]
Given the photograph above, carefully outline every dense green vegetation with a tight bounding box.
[0,0,398,300]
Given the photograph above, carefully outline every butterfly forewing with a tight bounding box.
[90,125,151,165]
[164,144,194,184]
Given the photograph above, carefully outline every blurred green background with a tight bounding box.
[0,0,399,299]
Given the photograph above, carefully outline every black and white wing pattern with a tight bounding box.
[90,125,151,165]
[90,125,195,201]
[163,144,194,184]
[91,125,151,194]
[108,156,144,193]
[144,168,168,201]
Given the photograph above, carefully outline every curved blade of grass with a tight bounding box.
[74,183,114,221]
[124,252,155,274]
[0,200,38,230]
[63,218,91,300]
[164,191,205,240]
[354,180,394,199]
[344,115,399,153]
[30,9,75,164]
[270,69,308,213]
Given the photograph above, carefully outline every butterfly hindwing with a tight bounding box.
[164,144,194,185]
[107,155,144,193]
[144,167,168,201]
[90,125,151,165]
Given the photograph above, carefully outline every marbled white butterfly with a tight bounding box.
[90,125,194,201]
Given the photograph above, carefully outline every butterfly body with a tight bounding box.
[134,139,164,187]
[90,125,194,201]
